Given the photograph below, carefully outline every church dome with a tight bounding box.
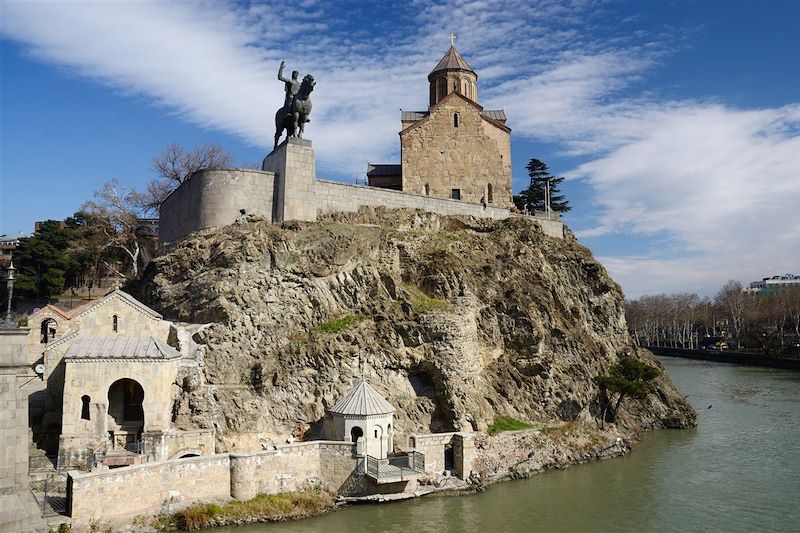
[427,40,478,106]
[329,380,395,416]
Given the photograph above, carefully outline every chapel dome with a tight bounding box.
[329,380,395,416]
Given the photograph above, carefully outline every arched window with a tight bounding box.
[112,315,118,333]
[453,113,460,128]
[350,426,363,442]
[487,183,494,204]
[424,184,431,196]
[40,318,57,344]
[81,395,91,420]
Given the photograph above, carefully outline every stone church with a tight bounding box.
[368,42,512,207]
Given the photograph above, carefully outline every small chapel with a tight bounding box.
[367,37,513,207]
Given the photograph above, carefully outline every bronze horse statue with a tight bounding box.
[274,74,315,149]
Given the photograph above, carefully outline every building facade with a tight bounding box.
[369,43,513,207]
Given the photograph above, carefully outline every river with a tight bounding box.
[215,357,800,532]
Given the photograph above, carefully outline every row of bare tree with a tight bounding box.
[625,280,800,356]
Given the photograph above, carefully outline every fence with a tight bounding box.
[30,472,69,517]
[365,451,425,482]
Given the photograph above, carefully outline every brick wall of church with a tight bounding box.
[401,96,512,207]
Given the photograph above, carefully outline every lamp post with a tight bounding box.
[2,261,16,329]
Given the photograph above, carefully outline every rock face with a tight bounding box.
[133,208,695,452]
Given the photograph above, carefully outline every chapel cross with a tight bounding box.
[449,32,456,46]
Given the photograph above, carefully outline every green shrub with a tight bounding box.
[315,314,363,333]
[488,415,535,435]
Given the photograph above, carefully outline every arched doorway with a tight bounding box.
[40,318,57,343]
[372,424,384,458]
[107,378,144,450]
[350,426,363,443]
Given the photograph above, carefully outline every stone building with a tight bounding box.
[325,379,395,459]
[368,42,513,207]
[24,289,213,469]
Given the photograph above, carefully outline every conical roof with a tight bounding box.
[329,380,395,416]
[430,45,474,75]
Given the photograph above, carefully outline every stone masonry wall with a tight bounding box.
[160,168,276,243]
[230,441,357,500]
[401,94,512,207]
[316,180,509,220]
[69,454,232,522]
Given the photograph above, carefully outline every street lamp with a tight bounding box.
[2,261,16,329]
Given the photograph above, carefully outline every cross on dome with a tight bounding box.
[449,33,456,46]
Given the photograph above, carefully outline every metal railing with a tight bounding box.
[123,440,143,454]
[365,451,425,482]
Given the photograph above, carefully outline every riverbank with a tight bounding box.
[647,346,800,370]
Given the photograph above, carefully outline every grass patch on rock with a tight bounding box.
[488,416,535,436]
[399,284,452,313]
[314,314,363,334]
[159,489,334,531]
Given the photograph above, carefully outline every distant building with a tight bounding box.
[747,274,800,294]
[0,232,30,265]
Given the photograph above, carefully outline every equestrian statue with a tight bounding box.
[275,61,315,149]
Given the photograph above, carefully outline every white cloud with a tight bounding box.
[2,0,798,297]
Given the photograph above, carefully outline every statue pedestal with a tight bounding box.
[262,137,316,222]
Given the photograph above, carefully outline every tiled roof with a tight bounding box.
[64,336,180,360]
[430,45,474,74]
[482,109,506,122]
[401,111,428,121]
[329,380,395,416]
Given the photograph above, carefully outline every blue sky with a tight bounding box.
[1,0,798,298]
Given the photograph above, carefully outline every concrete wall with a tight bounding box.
[160,168,276,243]
[69,454,232,522]
[316,179,509,220]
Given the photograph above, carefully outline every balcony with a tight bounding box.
[365,451,425,483]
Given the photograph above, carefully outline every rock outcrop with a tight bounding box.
[133,208,695,452]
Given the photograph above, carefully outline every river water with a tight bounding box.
[216,357,800,532]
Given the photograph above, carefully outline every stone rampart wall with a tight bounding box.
[316,179,510,220]
[160,168,276,243]
[69,454,232,522]
[230,441,357,500]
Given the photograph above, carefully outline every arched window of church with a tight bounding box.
[81,395,91,420]
[453,113,460,128]
[487,183,494,204]
[462,78,469,96]
[112,315,118,333]
[425,184,431,195]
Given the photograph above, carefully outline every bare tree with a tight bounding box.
[82,179,150,280]
[140,143,234,213]
[715,280,747,344]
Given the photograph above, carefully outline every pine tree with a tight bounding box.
[513,158,571,214]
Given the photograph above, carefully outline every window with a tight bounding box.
[112,315,118,333]
[487,183,494,204]
[81,395,91,420]
[453,113,460,127]
[374,429,379,438]
[450,189,461,200]
[424,184,431,196]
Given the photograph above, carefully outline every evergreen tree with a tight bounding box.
[13,221,76,300]
[513,158,571,213]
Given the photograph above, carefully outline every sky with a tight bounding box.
[1,0,798,299]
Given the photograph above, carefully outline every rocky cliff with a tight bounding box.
[134,208,695,452]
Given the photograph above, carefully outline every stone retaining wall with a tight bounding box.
[69,441,359,523]
[69,454,232,522]
[160,168,276,243]
[316,179,509,220]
